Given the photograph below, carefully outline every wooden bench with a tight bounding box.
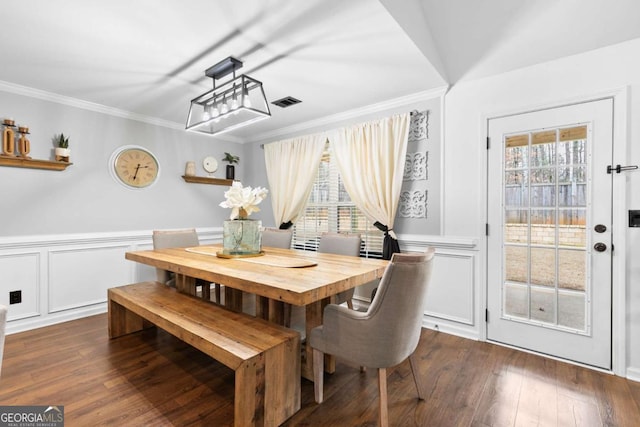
[108,281,300,427]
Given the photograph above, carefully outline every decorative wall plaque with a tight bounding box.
[403,151,428,181]
[408,110,429,142]
[399,190,428,218]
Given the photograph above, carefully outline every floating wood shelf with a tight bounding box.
[181,175,233,186]
[0,156,73,171]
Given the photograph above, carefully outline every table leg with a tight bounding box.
[200,281,211,301]
[224,287,243,312]
[175,274,197,296]
[256,296,269,320]
[255,296,287,325]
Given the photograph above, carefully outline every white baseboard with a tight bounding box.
[626,367,640,383]
[422,317,480,341]
[6,304,107,335]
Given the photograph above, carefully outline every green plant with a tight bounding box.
[57,133,69,149]
[223,152,239,164]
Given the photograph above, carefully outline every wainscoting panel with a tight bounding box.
[1,230,480,340]
[0,227,222,334]
[130,242,157,283]
[398,234,480,340]
[0,252,40,321]
[48,245,132,313]
[424,250,475,325]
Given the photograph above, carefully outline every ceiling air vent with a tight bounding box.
[271,96,302,108]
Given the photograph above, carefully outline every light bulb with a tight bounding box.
[202,109,211,121]
[242,87,251,107]
[231,97,239,110]
[221,99,229,114]
[212,106,220,117]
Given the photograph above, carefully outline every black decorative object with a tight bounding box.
[279,221,293,230]
[226,164,235,180]
[373,221,400,260]
[223,152,239,180]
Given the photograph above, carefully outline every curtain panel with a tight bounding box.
[264,134,326,228]
[331,113,410,259]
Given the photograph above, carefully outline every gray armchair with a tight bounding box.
[309,249,435,427]
[152,229,219,302]
[261,227,293,249]
[0,304,6,379]
[286,232,362,333]
[318,232,361,309]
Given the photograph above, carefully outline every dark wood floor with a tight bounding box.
[1,314,639,426]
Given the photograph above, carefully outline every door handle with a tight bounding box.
[594,224,607,233]
[594,242,607,252]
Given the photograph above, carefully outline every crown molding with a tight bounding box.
[248,85,449,143]
[0,79,245,144]
[0,79,184,129]
[0,78,446,146]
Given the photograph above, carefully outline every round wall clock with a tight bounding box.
[203,156,218,174]
[109,145,160,189]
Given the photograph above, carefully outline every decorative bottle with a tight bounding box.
[2,119,16,157]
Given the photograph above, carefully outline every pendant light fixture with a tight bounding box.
[186,57,271,136]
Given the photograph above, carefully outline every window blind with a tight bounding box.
[292,145,384,258]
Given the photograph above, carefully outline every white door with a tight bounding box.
[487,99,613,369]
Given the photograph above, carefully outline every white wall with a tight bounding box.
[442,37,640,379]
[0,88,248,236]
[0,86,245,328]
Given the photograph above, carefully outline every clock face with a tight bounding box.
[203,156,218,173]
[111,146,160,188]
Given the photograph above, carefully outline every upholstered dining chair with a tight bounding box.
[0,304,7,379]
[318,232,362,309]
[309,248,435,427]
[261,227,293,249]
[286,232,362,333]
[152,229,219,302]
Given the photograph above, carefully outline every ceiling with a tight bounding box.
[2,0,639,142]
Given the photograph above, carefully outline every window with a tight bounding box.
[292,143,384,258]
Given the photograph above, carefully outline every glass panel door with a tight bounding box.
[487,99,613,369]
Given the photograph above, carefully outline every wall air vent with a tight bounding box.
[271,96,302,108]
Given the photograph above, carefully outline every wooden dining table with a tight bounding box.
[125,244,388,379]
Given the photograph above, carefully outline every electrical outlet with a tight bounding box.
[9,290,21,304]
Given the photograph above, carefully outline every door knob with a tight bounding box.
[594,242,607,252]
[594,224,607,233]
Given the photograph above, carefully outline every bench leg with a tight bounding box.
[235,356,265,427]
[234,337,301,427]
[108,299,153,338]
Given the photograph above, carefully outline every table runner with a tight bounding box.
[185,246,317,268]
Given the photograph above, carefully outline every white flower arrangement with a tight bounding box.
[219,181,269,220]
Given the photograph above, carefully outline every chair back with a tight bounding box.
[318,233,361,306]
[261,228,293,249]
[365,248,435,367]
[152,229,200,284]
[0,304,6,378]
[318,232,361,257]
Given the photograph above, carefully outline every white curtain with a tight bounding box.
[264,134,326,228]
[331,113,410,258]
